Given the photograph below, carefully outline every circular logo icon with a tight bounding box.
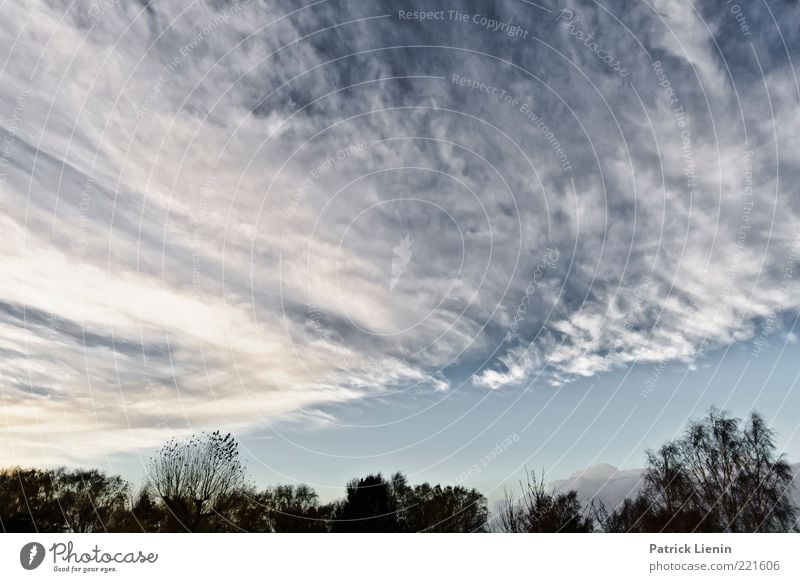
[20,542,46,570]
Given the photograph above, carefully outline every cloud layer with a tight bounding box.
[1,0,799,464]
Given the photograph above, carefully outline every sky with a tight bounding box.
[1,0,799,502]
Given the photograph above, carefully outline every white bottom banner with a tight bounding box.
[1,534,797,581]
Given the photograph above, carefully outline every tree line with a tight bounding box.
[1,409,797,533]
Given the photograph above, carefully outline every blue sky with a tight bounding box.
[1,0,799,500]
[102,333,800,504]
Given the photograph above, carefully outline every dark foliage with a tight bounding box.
[2,410,796,533]
[330,472,488,533]
[57,469,129,532]
[0,467,63,532]
[332,474,400,532]
[402,482,488,532]
[220,485,334,532]
[1,467,130,533]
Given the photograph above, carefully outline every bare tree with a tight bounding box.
[147,431,246,531]
[497,468,594,532]
[607,409,797,532]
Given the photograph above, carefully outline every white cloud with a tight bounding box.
[1,0,799,464]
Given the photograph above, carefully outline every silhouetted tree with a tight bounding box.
[3,411,795,533]
[1,467,132,533]
[603,496,664,533]
[402,482,488,532]
[211,485,336,532]
[332,474,399,532]
[0,467,63,532]
[119,488,166,532]
[329,471,488,532]
[497,468,594,532]
[606,409,797,532]
[146,431,246,532]
[262,484,333,532]
[56,469,129,532]
[202,487,267,532]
